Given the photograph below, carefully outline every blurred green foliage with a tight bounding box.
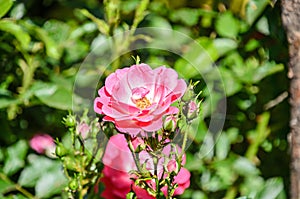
[0,0,289,198]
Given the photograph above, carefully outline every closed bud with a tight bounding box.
[187,101,198,119]
[63,114,76,127]
[182,82,198,102]
[55,143,68,158]
[163,115,177,132]
[69,179,78,190]
[166,159,179,174]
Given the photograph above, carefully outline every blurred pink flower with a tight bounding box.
[99,134,190,198]
[29,133,55,154]
[94,64,187,136]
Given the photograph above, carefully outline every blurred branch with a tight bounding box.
[0,172,37,199]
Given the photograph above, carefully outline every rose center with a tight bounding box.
[131,87,151,109]
[135,97,151,109]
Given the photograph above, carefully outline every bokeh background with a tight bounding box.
[0,0,289,198]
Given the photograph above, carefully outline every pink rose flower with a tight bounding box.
[94,64,187,136]
[29,133,55,154]
[99,134,190,198]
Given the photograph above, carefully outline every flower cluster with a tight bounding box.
[93,63,198,198]
[99,134,190,198]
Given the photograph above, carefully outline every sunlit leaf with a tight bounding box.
[215,12,240,38]
[246,0,269,25]
[233,157,260,176]
[256,178,285,199]
[0,0,13,18]
[0,20,30,49]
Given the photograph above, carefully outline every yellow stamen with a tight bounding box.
[135,97,151,109]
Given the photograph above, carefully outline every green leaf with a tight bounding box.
[191,191,208,199]
[213,38,238,56]
[64,40,89,64]
[251,62,284,83]
[79,9,109,35]
[0,20,30,49]
[175,38,237,79]
[215,12,240,38]
[0,177,14,194]
[233,157,259,176]
[0,0,13,18]
[20,21,61,59]
[256,16,270,35]
[170,8,200,26]
[3,140,28,176]
[43,20,71,43]
[18,154,62,187]
[0,97,19,109]
[10,3,26,20]
[32,81,73,110]
[245,0,269,25]
[35,168,67,198]
[199,132,214,160]
[218,67,242,96]
[256,178,285,199]
[216,133,230,160]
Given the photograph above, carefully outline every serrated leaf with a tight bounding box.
[3,140,28,176]
[0,20,30,49]
[0,0,13,18]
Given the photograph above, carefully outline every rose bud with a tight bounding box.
[166,159,179,174]
[163,115,177,132]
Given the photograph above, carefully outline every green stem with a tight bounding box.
[181,125,189,158]
[153,156,160,199]
[0,173,37,199]
[224,186,237,199]
[125,135,143,173]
